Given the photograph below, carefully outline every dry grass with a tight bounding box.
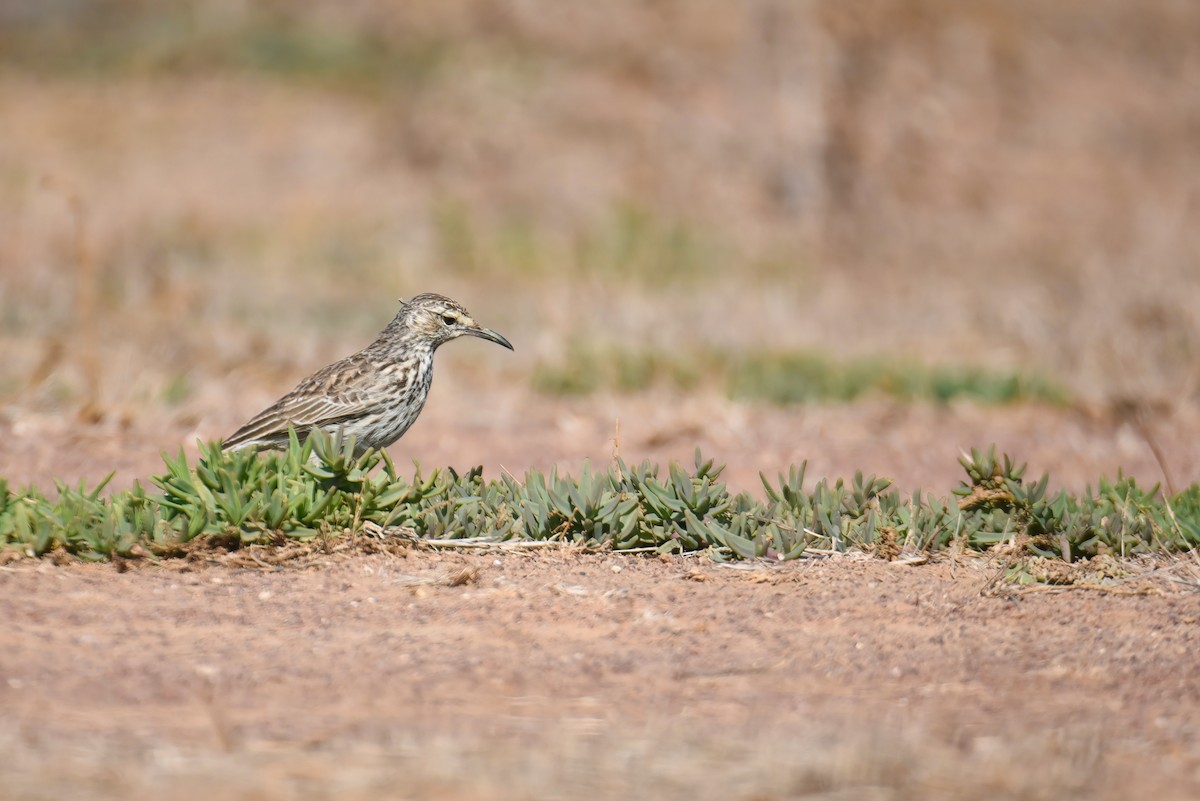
[0,0,1198,426]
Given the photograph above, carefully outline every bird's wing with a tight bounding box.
[223,361,385,449]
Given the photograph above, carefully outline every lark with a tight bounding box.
[223,293,513,455]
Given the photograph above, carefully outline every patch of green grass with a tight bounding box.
[432,200,484,275]
[432,200,726,284]
[729,352,1069,405]
[0,9,451,91]
[533,346,704,396]
[1,434,1197,565]
[574,201,724,284]
[161,374,192,406]
[533,344,1070,406]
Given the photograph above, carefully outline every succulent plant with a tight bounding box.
[1,432,1197,563]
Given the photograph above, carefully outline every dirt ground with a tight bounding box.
[4,389,1199,498]
[7,392,1200,800]
[2,546,1199,801]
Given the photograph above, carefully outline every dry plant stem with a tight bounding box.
[1013,584,1165,597]
[413,538,574,551]
[391,566,479,587]
[1132,409,1177,497]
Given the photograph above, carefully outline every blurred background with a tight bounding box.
[1,0,1198,490]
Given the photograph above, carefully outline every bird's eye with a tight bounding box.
[440,314,457,326]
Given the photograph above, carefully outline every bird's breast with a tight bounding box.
[384,354,434,403]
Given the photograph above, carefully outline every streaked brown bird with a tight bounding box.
[223,293,513,455]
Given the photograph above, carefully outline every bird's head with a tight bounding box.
[397,293,514,351]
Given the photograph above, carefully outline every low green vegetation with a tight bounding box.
[1,432,1195,564]
[532,346,705,396]
[0,8,451,91]
[433,200,727,285]
[533,345,1070,405]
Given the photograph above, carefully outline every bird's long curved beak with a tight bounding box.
[467,325,514,351]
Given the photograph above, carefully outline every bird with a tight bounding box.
[223,293,513,455]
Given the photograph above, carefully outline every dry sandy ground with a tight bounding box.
[1,549,1199,801]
